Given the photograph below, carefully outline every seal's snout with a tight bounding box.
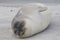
[13,21,25,36]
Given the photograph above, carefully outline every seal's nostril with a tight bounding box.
[17,31,20,35]
[14,30,20,35]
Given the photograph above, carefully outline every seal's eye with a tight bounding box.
[14,22,20,28]
[14,22,24,29]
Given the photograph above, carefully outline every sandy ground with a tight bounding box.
[0,4,60,40]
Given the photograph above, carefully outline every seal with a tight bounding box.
[11,3,51,38]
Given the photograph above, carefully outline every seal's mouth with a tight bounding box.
[13,21,26,37]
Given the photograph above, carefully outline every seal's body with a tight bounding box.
[11,3,51,38]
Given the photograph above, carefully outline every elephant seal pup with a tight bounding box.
[11,3,51,38]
